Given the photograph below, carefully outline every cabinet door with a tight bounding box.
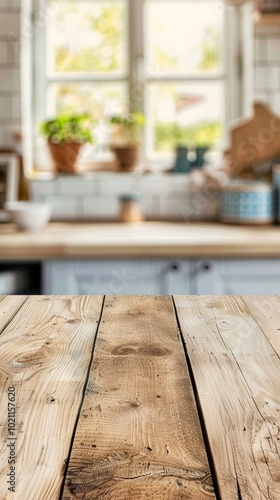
[43,259,191,295]
[43,261,78,294]
[74,260,168,295]
[194,259,280,295]
[165,260,190,294]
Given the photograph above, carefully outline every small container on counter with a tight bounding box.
[219,180,274,225]
[118,193,144,223]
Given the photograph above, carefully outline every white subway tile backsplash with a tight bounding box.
[12,94,20,119]
[254,28,280,117]
[0,124,16,144]
[254,91,270,104]
[59,175,96,195]
[29,173,215,221]
[0,0,19,9]
[0,13,20,34]
[254,37,266,62]
[9,40,20,66]
[83,197,119,219]
[0,95,12,119]
[28,179,60,197]
[11,0,20,9]
[139,174,190,196]
[254,66,266,89]
[0,42,8,64]
[50,197,80,219]
[268,92,280,114]
[159,198,193,219]
[0,69,20,91]
[255,24,280,35]
[138,195,159,218]
[266,65,279,89]
[267,38,280,61]
[254,65,279,90]
[0,125,4,143]
[7,35,20,65]
[97,173,140,196]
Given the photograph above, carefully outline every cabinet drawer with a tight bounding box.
[73,260,166,279]
[218,260,280,277]
[43,259,191,295]
[194,259,280,295]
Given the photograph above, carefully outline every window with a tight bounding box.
[32,0,250,167]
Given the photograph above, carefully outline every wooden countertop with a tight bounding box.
[0,295,280,499]
[1,222,280,259]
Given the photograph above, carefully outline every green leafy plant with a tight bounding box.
[39,113,94,144]
[109,112,145,144]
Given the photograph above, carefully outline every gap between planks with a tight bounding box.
[171,295,222,500]
[174,295,280,500]
[62,295,215,500]
[59,295,106,499]
[0,295,104,500]
[0,296,28,337]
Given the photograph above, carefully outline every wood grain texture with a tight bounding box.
[63,296,214,499]
[242,295,280,357]
[0,295,103,500]
[2,222,280,258]
[174,295,280,500]
[0,296,27,334]
[226,102,280,172]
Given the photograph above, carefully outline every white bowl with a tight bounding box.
[4,201,52,231]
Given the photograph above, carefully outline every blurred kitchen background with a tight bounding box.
[1,0,255,216]
[2,0,280,295]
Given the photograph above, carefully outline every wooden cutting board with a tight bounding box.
[225,102,280,176]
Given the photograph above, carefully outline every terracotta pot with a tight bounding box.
[111,145,139,172]
[48,142,82,173]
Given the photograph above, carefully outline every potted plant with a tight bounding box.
[109,112,145,172]
[39,114,94,173]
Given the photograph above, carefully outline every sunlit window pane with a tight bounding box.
[145,0,224,75]
[147,82,224,155]
[47,0,127,74]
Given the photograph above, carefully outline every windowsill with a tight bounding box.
[28,163,174,180]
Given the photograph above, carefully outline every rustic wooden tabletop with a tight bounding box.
[0,295,279,499]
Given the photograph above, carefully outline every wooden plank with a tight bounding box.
[63,296,215,499]
[226,102,280,172]
[174,295,280,500]
[0,296,27,335]
[242,295,280,357]
[0,295,103,500]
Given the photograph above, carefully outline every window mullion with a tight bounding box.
[128,0,145,115]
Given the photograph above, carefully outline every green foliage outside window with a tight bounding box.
[155,121,221,152]
[199,28,219,71]
[55,4,124,73]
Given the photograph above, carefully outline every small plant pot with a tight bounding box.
[111,145,139,172]
[48,142,82,173]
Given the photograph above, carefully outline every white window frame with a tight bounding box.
[22,0,254,175]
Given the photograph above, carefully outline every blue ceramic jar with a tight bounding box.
[273,164,280,222]
[219,180,274,224]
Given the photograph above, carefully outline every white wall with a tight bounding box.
[0,0,21,146]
